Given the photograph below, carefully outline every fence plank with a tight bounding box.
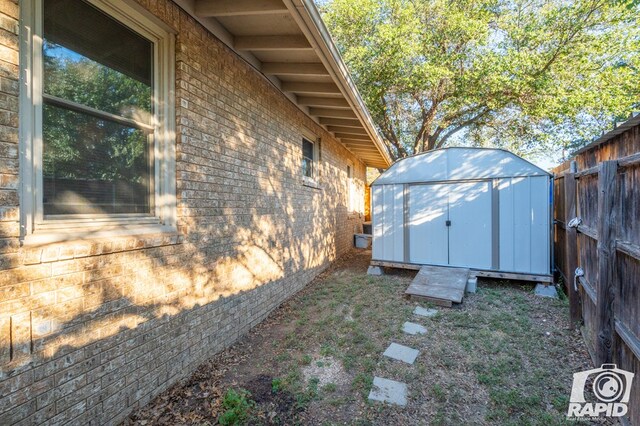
[575,165,599,178]
[617,151,640,169]
[616,240,640,261]
[553,175,567,284]
[615,320,640,361]
[564,173,580,327]
[596,161,617,365]
[576,224,597,240]
[578,275,597,305]
[553,121,639,426]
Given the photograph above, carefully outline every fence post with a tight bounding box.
[596,160,617,365]
[564,173,580,327]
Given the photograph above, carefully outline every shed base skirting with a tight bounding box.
[369,260,553,283]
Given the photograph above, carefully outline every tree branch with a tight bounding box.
[535,0,603,77]
[377,96,406,157]
[435,108,491,148]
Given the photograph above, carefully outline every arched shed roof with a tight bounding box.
[372,147,549,185]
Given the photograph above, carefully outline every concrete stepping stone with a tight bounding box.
[466,277,478,293]
[383,342,420,364]
[534,283,558,298]
[402,321,427,335]
[367,265,384,276]
[413,306,438,318]
[368,376,408,406]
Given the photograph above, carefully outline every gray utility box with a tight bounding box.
[355,233,372,249]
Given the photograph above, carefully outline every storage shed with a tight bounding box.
[371,147,552,279]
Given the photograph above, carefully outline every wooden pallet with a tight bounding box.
[404,265,469,307]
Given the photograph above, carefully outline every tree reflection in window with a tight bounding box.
[42,0,154,215]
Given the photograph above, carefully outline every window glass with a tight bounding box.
[302,138,314,178]
[43,0,153,86]
[43,104,151,214]
[42,0,153,215]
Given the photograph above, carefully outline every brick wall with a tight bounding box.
[0,0,367,424]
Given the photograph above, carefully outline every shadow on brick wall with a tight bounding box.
[1,105,364,424]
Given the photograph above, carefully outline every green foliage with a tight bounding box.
[319,0,640,162]
[431,383,446,402]
[271,378,283,393]
[218,388,255,425]
[351,372,373,399]
[319,344,336,357]
[322,382,337,393]
[293,377,320,409]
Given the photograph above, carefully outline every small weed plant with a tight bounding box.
[218,388,255,425]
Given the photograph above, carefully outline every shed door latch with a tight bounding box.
[445,220,451,227]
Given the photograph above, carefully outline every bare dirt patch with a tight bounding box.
[301,356,350,388]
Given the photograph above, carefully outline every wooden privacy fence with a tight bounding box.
[553,121,640,424]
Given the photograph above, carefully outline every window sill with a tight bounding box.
[22,222,179,247]
[302,177,321,190]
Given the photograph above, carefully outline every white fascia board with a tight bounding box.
[284,0,392,167]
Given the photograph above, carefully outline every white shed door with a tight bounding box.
[408,184,449,265]
[448,181,492,269]
[408,181,492,269]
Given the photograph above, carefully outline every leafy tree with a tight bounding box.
[41,42,152,213]
[319,0,640,161]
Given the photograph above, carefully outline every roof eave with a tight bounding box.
[173,0,392,169]
[284,0,392,168]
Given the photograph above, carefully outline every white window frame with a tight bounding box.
[301,133,320,187]
[19,0,177,244]
[347,161,354,212]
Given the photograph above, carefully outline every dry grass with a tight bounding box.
[127,250,594,425]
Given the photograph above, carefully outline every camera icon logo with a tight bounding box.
[567,364,634,418]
